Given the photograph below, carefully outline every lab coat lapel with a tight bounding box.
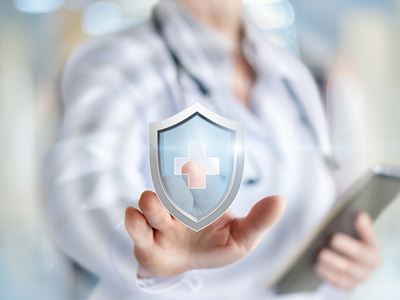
[244,16,333,158]
[153,0,219,94]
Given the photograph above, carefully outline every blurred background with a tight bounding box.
[0,0,399,299]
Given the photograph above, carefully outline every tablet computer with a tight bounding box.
[268,164,400,295]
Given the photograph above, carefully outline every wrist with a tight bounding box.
[137,265,154,279]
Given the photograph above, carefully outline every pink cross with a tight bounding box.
[174,144,220,189]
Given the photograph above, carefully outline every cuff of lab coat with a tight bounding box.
[317,282,352,300]
[136,270,203,293]
[270,281,352,300]
[110,220,203,293]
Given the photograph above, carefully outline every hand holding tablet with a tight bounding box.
[269,164,400,294]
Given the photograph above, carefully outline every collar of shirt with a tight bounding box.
[154,0,234,92]
[154,0,269,94]
[174,1,235,73]
[153,0,273,137]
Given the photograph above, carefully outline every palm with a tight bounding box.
[126,190,285,278]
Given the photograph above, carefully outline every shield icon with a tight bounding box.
[149,102,245,231]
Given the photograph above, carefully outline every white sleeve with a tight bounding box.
[316,282,352,300]
[42,38,200,294]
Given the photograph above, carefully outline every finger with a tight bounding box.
[232,195,286,250]
[125,206,154,249]
[317,248,371,282]
[181,161,209,189]
[139,190,174,232]
[354,212,379,247]
[330,232,380,269]
[164,175,195,215]
[182,161,221,215]
[315,260,358,290]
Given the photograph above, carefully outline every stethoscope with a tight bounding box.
[151,12,339,186]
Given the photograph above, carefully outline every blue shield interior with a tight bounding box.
[158,113,235,220]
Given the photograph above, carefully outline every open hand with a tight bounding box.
[315,212,381,289]
[125,184,286,278]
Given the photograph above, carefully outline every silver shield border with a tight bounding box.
[149,102,245,231]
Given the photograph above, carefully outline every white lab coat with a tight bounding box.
[43,0,349,299]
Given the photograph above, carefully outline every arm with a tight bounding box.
[42,39,152,291]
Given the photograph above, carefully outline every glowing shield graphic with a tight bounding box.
[149,102,245,231]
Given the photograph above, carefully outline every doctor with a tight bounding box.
[43,0,381,299]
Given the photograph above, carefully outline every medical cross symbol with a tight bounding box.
[174,143,220,189]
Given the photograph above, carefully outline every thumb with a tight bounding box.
[233,195,286,249]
